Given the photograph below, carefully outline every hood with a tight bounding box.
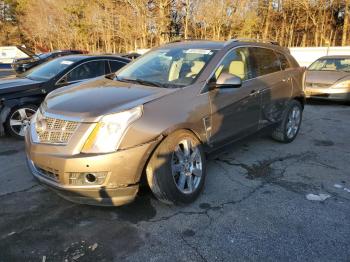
[43,78,177,122]
[0,77,43,96]
[305,70,350,86]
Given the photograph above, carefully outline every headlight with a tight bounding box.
[332,80,350,89]
[82,106,143,154]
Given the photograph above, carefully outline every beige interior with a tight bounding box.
[229,61,245,79]
[168,59,183,81]
[186,61,205,78]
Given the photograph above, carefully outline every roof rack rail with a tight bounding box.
[226,38,280,46]
[168,38,210,43]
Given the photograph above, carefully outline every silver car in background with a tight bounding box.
[305,56,350,101]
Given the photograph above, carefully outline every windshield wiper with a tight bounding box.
[116,77,163,87]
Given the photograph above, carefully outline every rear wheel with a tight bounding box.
[5,104,38,139]
[146,130,206,204]
[271,100,303,143]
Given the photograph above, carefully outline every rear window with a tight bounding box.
[109,60,126,73]
[250,47,281,77]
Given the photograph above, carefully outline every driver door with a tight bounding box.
[208,47,262,145]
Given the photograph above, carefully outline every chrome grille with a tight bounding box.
[36,117,79,145]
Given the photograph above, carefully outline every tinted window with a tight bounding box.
[66,60,105,82]
[251,47,281,77]
[276,52,291,70]
[109,60,126,73]
[214,47,253,81]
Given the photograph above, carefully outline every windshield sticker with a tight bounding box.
[61,60,74,65]
[185,49,212,55]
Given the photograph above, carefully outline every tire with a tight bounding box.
[5,104,38,139]
[146,130,206,205]
[271,100,303,143]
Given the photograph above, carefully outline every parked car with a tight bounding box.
[1,55,130,138]
[122,52,142,60]
[11,50,86,74]
[25,39,305,206]
[305,55,350,101]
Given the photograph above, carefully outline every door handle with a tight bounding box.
[250,90,259,96]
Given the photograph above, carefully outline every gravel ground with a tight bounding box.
[0,100,349,262]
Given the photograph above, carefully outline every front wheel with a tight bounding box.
[146,130,206,205]
[271,100,303,143]
[5,104,38,139]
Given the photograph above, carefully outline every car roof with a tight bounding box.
[53,54,130,63]
[158,40,288,54]
[161,40,226,50]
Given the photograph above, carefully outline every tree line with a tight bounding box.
[0,0,350,53]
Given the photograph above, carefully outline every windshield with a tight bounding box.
[308,58,350,72]
[116,48,217,88]
[22,57,76,81]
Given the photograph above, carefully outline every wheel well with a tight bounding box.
[293,96,305,109]
[138,128,203,187]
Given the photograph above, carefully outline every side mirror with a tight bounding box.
[209,72,242,90]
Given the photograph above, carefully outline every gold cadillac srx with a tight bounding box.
[25,40,305,206]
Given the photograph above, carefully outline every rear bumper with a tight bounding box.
[305,87,350,101]
[25,129,160,206]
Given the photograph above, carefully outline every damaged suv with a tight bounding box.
[26,40,305,206]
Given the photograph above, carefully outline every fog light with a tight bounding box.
[85,173,97,184]
[68,172,108,185]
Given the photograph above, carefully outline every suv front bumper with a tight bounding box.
[25,129,159,206]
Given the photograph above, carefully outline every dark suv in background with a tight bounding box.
[26,39,305,206]
[12,50,86,74]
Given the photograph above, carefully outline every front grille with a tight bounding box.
[35,164,60,182]
[305,82,331,89]
[36,117,79,145]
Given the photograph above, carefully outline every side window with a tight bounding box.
[109,60,126,73]
[276,52,291,70]
[250,47,281,77]
[214,47,253,81]
[66,60,105,82]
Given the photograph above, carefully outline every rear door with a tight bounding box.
[249,47,292,125]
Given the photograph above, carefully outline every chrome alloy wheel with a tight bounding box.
[9,107,36,136]
[286,106,301,139]
[171,138,203,194]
